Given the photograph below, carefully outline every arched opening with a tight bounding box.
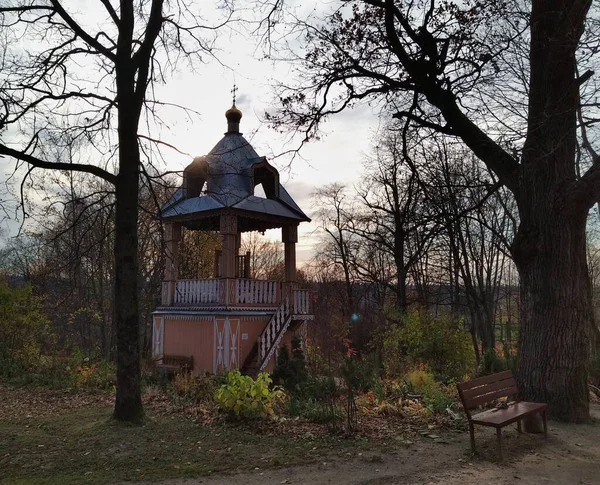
[252,160,279,199]
[183,156,208,198]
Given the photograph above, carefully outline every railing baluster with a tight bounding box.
[171,278,294,307]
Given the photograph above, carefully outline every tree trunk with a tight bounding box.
[112,13,143,421]
[396,267,407,311]
[514,208,592,422]
[511,0,593,422]
[112,139,143,423]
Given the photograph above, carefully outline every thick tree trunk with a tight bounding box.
[514,209,592,422]
[112,138,143,423]
[478,304,495,352]
[512,0,593,422]
[112,5,143,422]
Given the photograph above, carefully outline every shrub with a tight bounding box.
[172,371,222,403]
[381,310,474,380]
[479,348,508,376]
[403,365,455,414]
[404,366,436,389]
[301,399,342,424]
[421,384,454,414]
[272,336,308,394]
[215,370,285,419]
[72,360,115,389]
[0,283,51,375]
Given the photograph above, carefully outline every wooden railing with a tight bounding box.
[256,289,313,370]
[234,279,278,305]
[259,295,292,369]
[164,279,313,312]
[292,289,312,315]
[165,278,281,306]
[174,279,224,305]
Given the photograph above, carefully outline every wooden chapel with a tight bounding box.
[152,102,313,374]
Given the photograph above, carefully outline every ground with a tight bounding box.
[154,407,600,485]
[1,385,599,485]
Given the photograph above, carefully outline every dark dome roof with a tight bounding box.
[225,104,242,123]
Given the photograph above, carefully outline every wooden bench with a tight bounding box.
[457,370,547,461]
[155,354,194,374]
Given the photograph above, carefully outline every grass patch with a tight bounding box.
[0,405,371,485]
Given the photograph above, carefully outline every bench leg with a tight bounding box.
[469,422,476,453]
[542,410,548,440]
[517,419,522,433]
[496,428,504,462]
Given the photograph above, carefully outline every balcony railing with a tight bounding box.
[234,279,278,305]
[162,278,287,307]
[292,289,312,315]
[174,279,223,305]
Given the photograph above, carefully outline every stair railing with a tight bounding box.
[258,291,292,371]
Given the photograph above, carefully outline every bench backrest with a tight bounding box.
[162,355,193,367]
[457,370,518,415]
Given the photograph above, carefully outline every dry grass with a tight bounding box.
[0,385,388,485]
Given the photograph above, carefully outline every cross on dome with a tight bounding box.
[231,83,238,106]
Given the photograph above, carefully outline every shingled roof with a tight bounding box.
[160,104,310,231]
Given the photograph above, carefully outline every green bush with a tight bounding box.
[301,399,342,424]
[215,370,285,419]
[272,336,308,394]
[479,348,508,376]
[345,357,376,393]
[403,366,455,414]
[381,310,474,380]
[0,283,51,376]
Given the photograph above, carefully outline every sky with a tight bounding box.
[0,1,382,264]
[146,1,382,263]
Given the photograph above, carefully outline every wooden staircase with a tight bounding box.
[241,288,313,376]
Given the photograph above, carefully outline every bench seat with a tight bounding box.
[471,401,546,427]
[457,370,547,461]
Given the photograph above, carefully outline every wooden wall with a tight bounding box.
[158,314,272,373]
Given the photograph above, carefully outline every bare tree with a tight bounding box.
[351,129,439,311]
[267,0,599,421]
[0,0,231,422]
[241,232,283,280]
[313,183,358,315]
[424,141,516,360]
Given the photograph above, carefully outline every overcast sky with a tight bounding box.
[147,3,382,263]
[0,1,384,264]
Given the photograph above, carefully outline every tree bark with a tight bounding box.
[112,1,143,423]
[112,131,143,423]
[512,0,593,422]
[514,208,592,421]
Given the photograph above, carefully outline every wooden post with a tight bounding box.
[244,251,251,278]
[282,224,298,285]
[163,222,181,305]
[220,214,238,305]
[214,249,222,277]
[220,214,238,278]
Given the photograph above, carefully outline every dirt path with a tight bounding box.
[150,406,600,485]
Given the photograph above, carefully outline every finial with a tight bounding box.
[231,83,238,106]
[225,85,242,134]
